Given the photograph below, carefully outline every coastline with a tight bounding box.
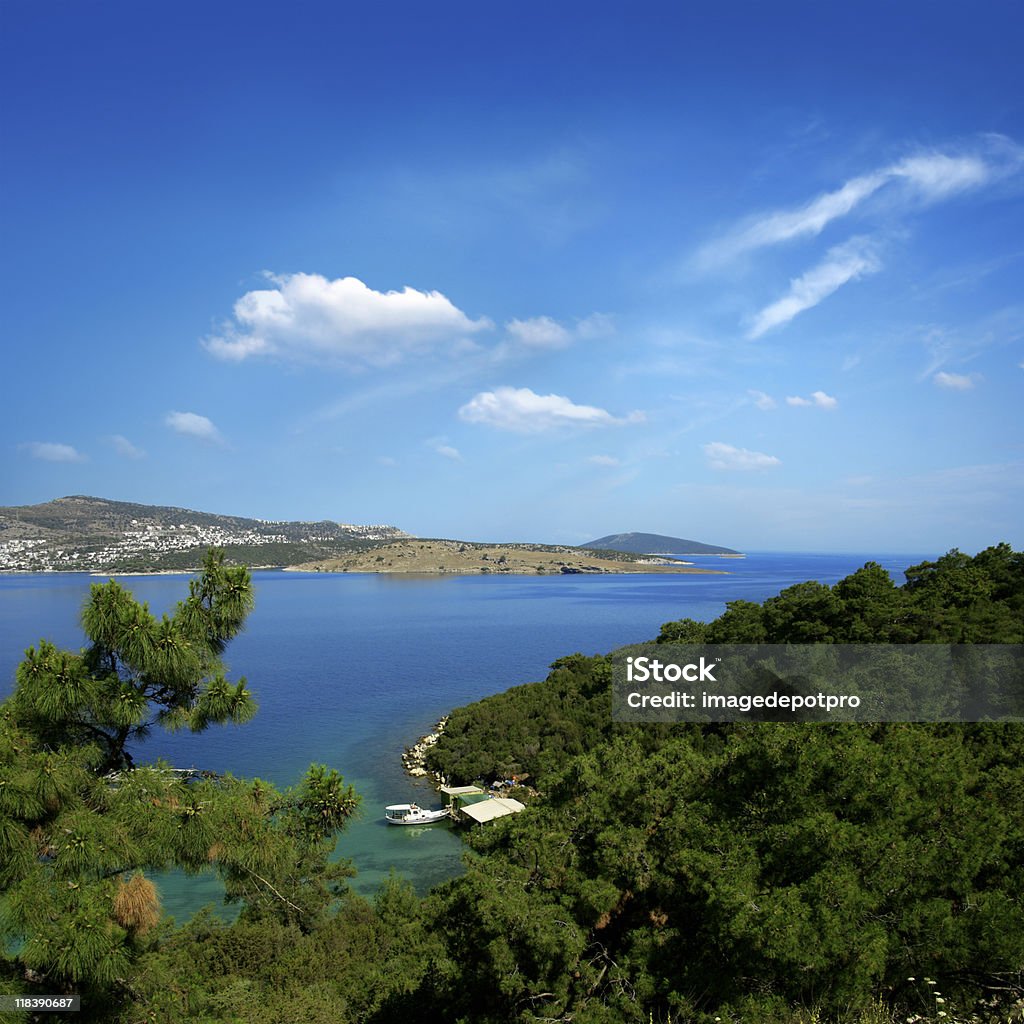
[288,539,728,575]
[285,564,726,575]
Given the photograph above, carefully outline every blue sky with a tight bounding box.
[2,2,1022,552]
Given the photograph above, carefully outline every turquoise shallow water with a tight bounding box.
[0,552,933,916]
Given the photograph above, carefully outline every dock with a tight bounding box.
[439,784,526,824]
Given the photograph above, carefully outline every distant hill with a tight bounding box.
[582,532,741,556]
[0,495,409,572]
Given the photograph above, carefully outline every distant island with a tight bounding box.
[290,538,724,576]
[0,498,731,575]
[583,531,742,556]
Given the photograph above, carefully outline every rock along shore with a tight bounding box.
[402,716,448,781]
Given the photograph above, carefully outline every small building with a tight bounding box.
[439,784,526,824]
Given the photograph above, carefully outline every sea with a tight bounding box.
[0,551,934,920]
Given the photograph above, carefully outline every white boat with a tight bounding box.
[384,803,449,825]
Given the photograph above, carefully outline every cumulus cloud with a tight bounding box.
[748,389,777,410]
[748,237,881,338]
[703,441,781,471]
[459,386,642,433]
[699,137,1022,266]
[786,390,838,409]
[165,411,225,445]
[205,273,492,366]
[22,442,86,463]
[933,371,981,390]
[109,434,145,459]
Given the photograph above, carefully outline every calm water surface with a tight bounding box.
[0,552,933,916]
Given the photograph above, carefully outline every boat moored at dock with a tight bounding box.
[384,803,449,825]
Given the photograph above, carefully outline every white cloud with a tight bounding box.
[505,316,572,349]
[434,444,463,461]
[786,390,838,409]
[459,386,642,433]
[702,172,887,265]
[889,152,991,200]
[703,441,781,471]
[748,389,776,410]
[575,312,615,339]
[587,454,621,467]
[109,434,145,459]
[206,273,492,366]
[165,411,225,445]
[22,442,86,463]
[377,456,398,467]
[748,237,881,338]
[933,371,981,390]
[699,138,1022,266]
[503,312,613,351]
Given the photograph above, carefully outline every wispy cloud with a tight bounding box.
[394,147,597,247]
[703,441,781,471]
[206,273,492,366]
[505,316,571,349]
[109,434,145,459]
[501,312,613,352]
[786,390,838,409]
[918,306,1024,380]
[748,389,777,410]
[699,136,1023,267]
[748,237,881,338]
[459,386,643,433]
[702,172,887,267]
[587,454,621,467]
[165,411,225,445]
[21,441,86,463]
[933,371,981,390]
[431,441,463,461]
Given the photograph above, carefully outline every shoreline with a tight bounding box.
[285,565,727,576]
[402,717,448,783]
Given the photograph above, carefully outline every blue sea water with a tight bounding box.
[0,551,933,916]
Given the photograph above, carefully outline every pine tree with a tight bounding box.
[0,549,359,998]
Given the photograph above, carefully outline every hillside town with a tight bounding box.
[0,506,407,572]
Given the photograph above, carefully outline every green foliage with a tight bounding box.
[10,549,256,773]
[426,653,617,786]
[415,544,1024,1021]
[118,879,443,1024]
[657,545,1024,646]
[0,550,359,1000]
[6,542,1021,1023]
